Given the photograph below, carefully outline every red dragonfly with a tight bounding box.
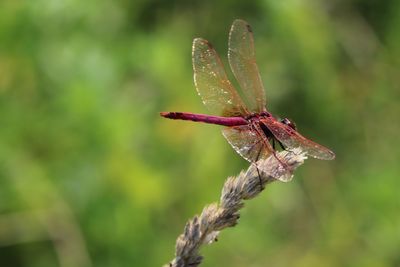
[161,19,335,175]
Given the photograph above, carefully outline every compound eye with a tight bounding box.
[281,118,289,125]
[281,118,297,130]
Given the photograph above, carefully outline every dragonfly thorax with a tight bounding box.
[245,111,272,121]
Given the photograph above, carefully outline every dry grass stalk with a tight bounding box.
[164,149,307,267]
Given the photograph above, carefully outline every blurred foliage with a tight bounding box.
[0,0,399,266]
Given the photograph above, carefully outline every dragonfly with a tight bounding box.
[161,19,335,179]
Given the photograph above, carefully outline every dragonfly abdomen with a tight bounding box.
[160,112,248,126]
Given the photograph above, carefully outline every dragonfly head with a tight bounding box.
[280,118,297,130]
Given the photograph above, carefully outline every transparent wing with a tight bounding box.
[222,125,272,162]
[228,19,266,113]
[261,118,335,160]
[222,124,294,182]
[193,38,249,117]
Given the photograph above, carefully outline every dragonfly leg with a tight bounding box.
[254,145,265,191]
[253,123,293,176]
[277,139,285,150]
[272,149,293,176]
[272,137,286,151]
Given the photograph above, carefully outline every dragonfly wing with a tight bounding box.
[261,118,335,160]
[222,125,272,162]
[193,38,249,117]
[223,124,294,182]
[228,19,266,113]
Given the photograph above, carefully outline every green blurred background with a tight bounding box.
[0,0,399,266]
